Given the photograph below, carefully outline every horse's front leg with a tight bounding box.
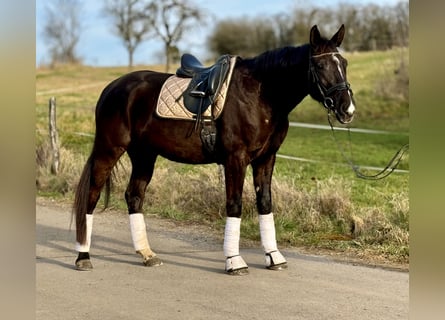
[252,154,287,270]
[223,155,249,275]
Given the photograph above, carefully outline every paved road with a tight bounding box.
[36,201,408,320]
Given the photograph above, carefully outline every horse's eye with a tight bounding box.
[316,63,324,69]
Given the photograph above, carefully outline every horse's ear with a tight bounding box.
[330,24,345,47]
[310,25,321,48]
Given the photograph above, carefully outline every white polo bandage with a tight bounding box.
[75,214,93,252]
[223,217,241,257]
[129,213,150,252]
[259,212,278,253]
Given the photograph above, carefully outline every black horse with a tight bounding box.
[74,25,355,275]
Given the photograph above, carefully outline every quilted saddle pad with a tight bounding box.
[155,56,237,121]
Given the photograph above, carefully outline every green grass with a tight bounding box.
[36,48,409,267]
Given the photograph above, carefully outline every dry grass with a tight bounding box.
[36,144,408,265]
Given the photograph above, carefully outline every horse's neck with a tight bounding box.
[249,45,311,114]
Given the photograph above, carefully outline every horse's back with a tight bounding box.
[96,70,170,115]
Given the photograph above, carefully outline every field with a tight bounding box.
[36,48,409,267]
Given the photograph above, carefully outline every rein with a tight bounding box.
[327,113,409,180]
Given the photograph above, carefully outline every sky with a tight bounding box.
[36,0,408,67]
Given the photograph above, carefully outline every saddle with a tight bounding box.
[176,53,231,116]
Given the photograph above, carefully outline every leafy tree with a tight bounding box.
[208,2,409,56]
[208,17,281,58]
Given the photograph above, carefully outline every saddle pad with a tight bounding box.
[156,56,237,120]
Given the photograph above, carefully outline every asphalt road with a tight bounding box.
[36,201,408,320]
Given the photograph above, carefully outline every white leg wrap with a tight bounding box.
[75,214,93,252]
[223,217,241,257]
[259,213,278,253]
[260,213,287,268]
[129,213,150,252]
[223,217,248,272]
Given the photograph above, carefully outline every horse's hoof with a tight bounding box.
[266,262,288,271]
[75,259,93,271]
[226,267,249,276]
[143,255,163,267]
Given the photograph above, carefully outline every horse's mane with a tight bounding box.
[248,44,311,80]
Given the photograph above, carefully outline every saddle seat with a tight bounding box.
[177,53,216,78]
[176,53,231,115]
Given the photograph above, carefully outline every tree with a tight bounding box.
[330,4,361,51]
[104,0,152,68]
[145,0,204,72]
[272,13,298,48]
[208,18,281,58]
[43,0,83,66]
[391,1,409,47]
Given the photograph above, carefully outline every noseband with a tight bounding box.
[309,52,352,111]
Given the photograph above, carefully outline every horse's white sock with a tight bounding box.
[75,214,93,252]
[223,217,241,257]
[129,213,150,252]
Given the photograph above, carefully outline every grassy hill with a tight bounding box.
[36,48,409,267]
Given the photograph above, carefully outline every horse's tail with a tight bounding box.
[73,155,94,244]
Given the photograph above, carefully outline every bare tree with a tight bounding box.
[104,0,153,68]
[43,0,83,66]
[392,1,409,47]
[272,13,298,48]
[145,0,204,72]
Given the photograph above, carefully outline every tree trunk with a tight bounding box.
[128,47,134,69]
[165,43,171,73]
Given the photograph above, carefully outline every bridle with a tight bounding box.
[308,52,352,112]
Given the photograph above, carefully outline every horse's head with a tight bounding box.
[308,25,355,124]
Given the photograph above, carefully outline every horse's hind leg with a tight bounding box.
[75,145,126,271]
[125,149,162,267]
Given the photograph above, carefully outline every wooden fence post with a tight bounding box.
[49,96,60,175]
